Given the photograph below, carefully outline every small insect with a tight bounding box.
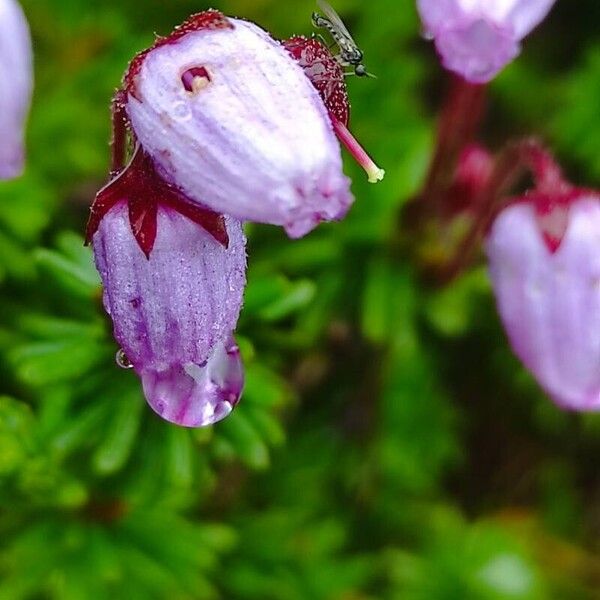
[311,0,374,77]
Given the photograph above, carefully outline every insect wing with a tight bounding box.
[316,0,358,46]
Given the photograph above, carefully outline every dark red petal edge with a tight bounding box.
[85,177,125,245]
[529,188,594,253]
[163,196,229,249]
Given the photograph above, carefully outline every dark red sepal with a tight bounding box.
[128,193,158,259]
[110,91,129,174]
[163,196,229,248]
[86,145,229,258]
[283,36,350,126]
[529,192,569,253]
[124,10,233,99]
[530,188,592,253]
[170,10,233,39]
[85,173,126,245]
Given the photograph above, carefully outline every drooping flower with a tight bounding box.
[89,10,384,243]
[486,191,600,411]
[114,10,353,239]
[0,0,33,179]
[416,0,556,83]
[93,202,246,427]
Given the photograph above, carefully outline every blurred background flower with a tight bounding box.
[487,191,600,413]
[0,0,599,599]
[416,0,557,83]
[0,0,33,179]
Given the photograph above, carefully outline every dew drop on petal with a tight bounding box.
[171,100,192,122]
[115,349,134,369]
[422,27,434,40]
[141,335,244,427]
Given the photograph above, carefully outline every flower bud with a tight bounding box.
[123,11,353,238]
[486,194,600,411]
[417,0,556,83]
[93,204,247,427]
[0,0,33,179]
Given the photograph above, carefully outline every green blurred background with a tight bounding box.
[0,0,599,598]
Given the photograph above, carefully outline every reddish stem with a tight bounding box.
[111,91,129,175]
[422,76,486,213]
[442,139,567,281]
[517,139,568,195]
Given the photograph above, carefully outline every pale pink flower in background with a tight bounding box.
[486,193,600,411]
[0,0,33,179]
[416,0,557,83]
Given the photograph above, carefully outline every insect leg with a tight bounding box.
[310,31,330,47]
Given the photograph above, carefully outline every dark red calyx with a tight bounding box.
[128,192,158,258]
[85,146,228,258]
[283,36,350,126]
[529,189,586,253]
[124,10,233,99]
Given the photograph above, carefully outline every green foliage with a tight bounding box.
[0,0,598,598]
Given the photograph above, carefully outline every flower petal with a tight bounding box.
[416,0,556,82]
[93,203,247,425]
[435,18,519,84]
[505,0,557,39]
[417,0,466,35]
[486,196,600,411]
[0,0,33,179]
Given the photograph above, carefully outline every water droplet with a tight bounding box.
[171,100,192,122]
[141,335,244,428]
[226,341,240,356]
[115,349,133,369]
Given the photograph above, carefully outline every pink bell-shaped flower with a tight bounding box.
[93,203,247,427]
[486,192,600,411]
[416,0,556,83]
[122,10,355,239]
[0,0,33,179]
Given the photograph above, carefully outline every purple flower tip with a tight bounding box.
[142,335,243,427]
[93,203,247,427]
[486,194,600,412]
[0,0,33,179]
[417,0,557,83]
